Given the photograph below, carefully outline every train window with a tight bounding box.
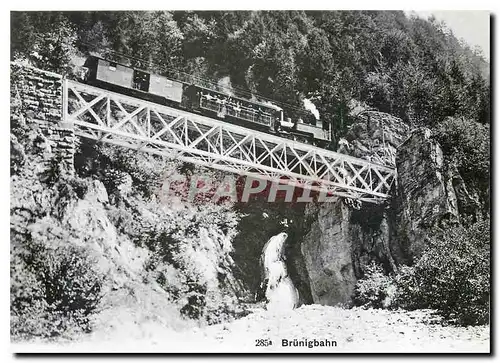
[133,70,150,92]
[108,62,117,71]
[165,80,173,87]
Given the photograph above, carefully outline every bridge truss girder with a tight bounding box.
[63,80,396,204]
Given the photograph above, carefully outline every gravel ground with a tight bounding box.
[195,305,490,353]
[13,305,490,353]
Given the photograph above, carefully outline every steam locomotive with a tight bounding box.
[81,56,332,147]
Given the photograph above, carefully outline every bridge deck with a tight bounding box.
[63,80,396,203]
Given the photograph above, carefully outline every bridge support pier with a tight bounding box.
[11,62,76,177]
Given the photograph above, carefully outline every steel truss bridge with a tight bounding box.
[63,80,397,203]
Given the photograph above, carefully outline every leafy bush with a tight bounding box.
[394,219,490,326]
[353,262,396,309]
[11,235,105,340]
[180,279,207,319]
[434,118,490,177]
[353,220,489,326]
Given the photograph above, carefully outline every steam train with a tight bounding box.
[81,56,332,147]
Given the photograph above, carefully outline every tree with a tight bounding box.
[11,12,77,74]
[433,117,490,213]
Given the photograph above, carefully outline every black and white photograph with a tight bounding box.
[9,7,491,354]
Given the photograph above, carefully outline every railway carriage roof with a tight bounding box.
[86,55,285,113]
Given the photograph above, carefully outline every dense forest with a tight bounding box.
[11,11,490,129]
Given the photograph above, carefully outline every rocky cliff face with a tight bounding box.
[300,199,399,306]
[339,110,410,167]
[301,201,355,305]
[394,128,460,263]
[299,116,468,306]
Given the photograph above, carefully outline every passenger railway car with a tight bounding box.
[81,56,332,147]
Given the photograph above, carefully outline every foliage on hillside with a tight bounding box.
[11,91,246,340]
[433,117,490,215]
[353,219,490,326]
[395,219,490,326]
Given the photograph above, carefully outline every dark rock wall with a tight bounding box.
[350,204,398,275]
[301,200,399,306]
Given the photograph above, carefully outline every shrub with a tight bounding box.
[354,219,490,326]
[138,200,242,324]
[11,234,105,340]
[180,280,207,320]
[394,219,490,325]
[353,262,396,309]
